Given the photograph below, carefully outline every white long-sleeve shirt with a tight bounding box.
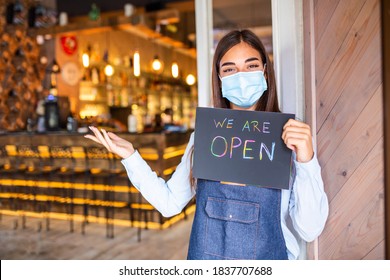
[121,132,329,259]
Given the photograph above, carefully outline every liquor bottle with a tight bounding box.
[13,1,25,25]
[28,3,36,28]
[91,67,99,84]
[6,3,15,24]
[44,94,59,131]
[34,2,46,28]
[127,113,137,133]
[66,114,77,132]
[107,84,114,106]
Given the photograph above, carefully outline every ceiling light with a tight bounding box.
[104,64,114,77]
[171,62,179,78]
[152,55,163,73]
[133,51,140,77]
[51,59,61,73]
[82,53,90,68]
[186,74,196,86]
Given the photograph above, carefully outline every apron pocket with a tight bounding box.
[204,196,260,259]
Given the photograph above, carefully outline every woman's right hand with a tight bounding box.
[84,126,135,159]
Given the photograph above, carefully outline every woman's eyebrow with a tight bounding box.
[220,61,236,68]
[245,57,261,63]
[220,57,261,68]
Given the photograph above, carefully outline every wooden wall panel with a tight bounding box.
[317,33,381,169]
[304,0,385,259]
[316,0,380,128]
[319,138,384,259]
[315,0,366,85]
[313,0,338,46]
[363,240,386,260]
[320,86,382,201]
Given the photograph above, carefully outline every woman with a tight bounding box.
[85,29,328,260]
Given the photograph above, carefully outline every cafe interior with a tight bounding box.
[0,0,273,259]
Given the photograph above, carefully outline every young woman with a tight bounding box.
[85,29,328,260]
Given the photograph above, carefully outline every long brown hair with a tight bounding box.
[190,29,280,188]
[212,29,280,112]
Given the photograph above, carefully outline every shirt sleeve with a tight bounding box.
[121,133,196,217]
[289,154,329,242]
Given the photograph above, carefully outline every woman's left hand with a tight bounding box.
[282,119,314,163]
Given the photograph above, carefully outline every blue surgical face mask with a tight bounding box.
[221,70,268,108]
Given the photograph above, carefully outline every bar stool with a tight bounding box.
[50,145,89,232]
[85,146,115,238]
[69,146,89,235]
[17,144,57,231]
[0,145,8,221]
[111,153,140,240]
[1,145,27,228]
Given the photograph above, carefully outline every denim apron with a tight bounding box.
[187,179,288,260]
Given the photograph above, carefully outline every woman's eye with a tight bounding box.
[248,64,260,69]
[222,68,235,73]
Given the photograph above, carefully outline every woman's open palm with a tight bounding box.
[84,126,135,159]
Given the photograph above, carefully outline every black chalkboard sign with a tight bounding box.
[193,107,295,190]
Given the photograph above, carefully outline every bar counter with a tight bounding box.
[0,130,194,239]
[0,130,192,178]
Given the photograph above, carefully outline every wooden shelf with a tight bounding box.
[22,12,196,59]
[31,14,136,36]
[2,12,138,36]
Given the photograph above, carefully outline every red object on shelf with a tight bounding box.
[60,36,78,55]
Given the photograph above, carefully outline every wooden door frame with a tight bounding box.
[382,0,390,260]
[195,0,213,107]
[301,0,318,259]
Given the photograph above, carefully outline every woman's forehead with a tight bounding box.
[220,42,261,65]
